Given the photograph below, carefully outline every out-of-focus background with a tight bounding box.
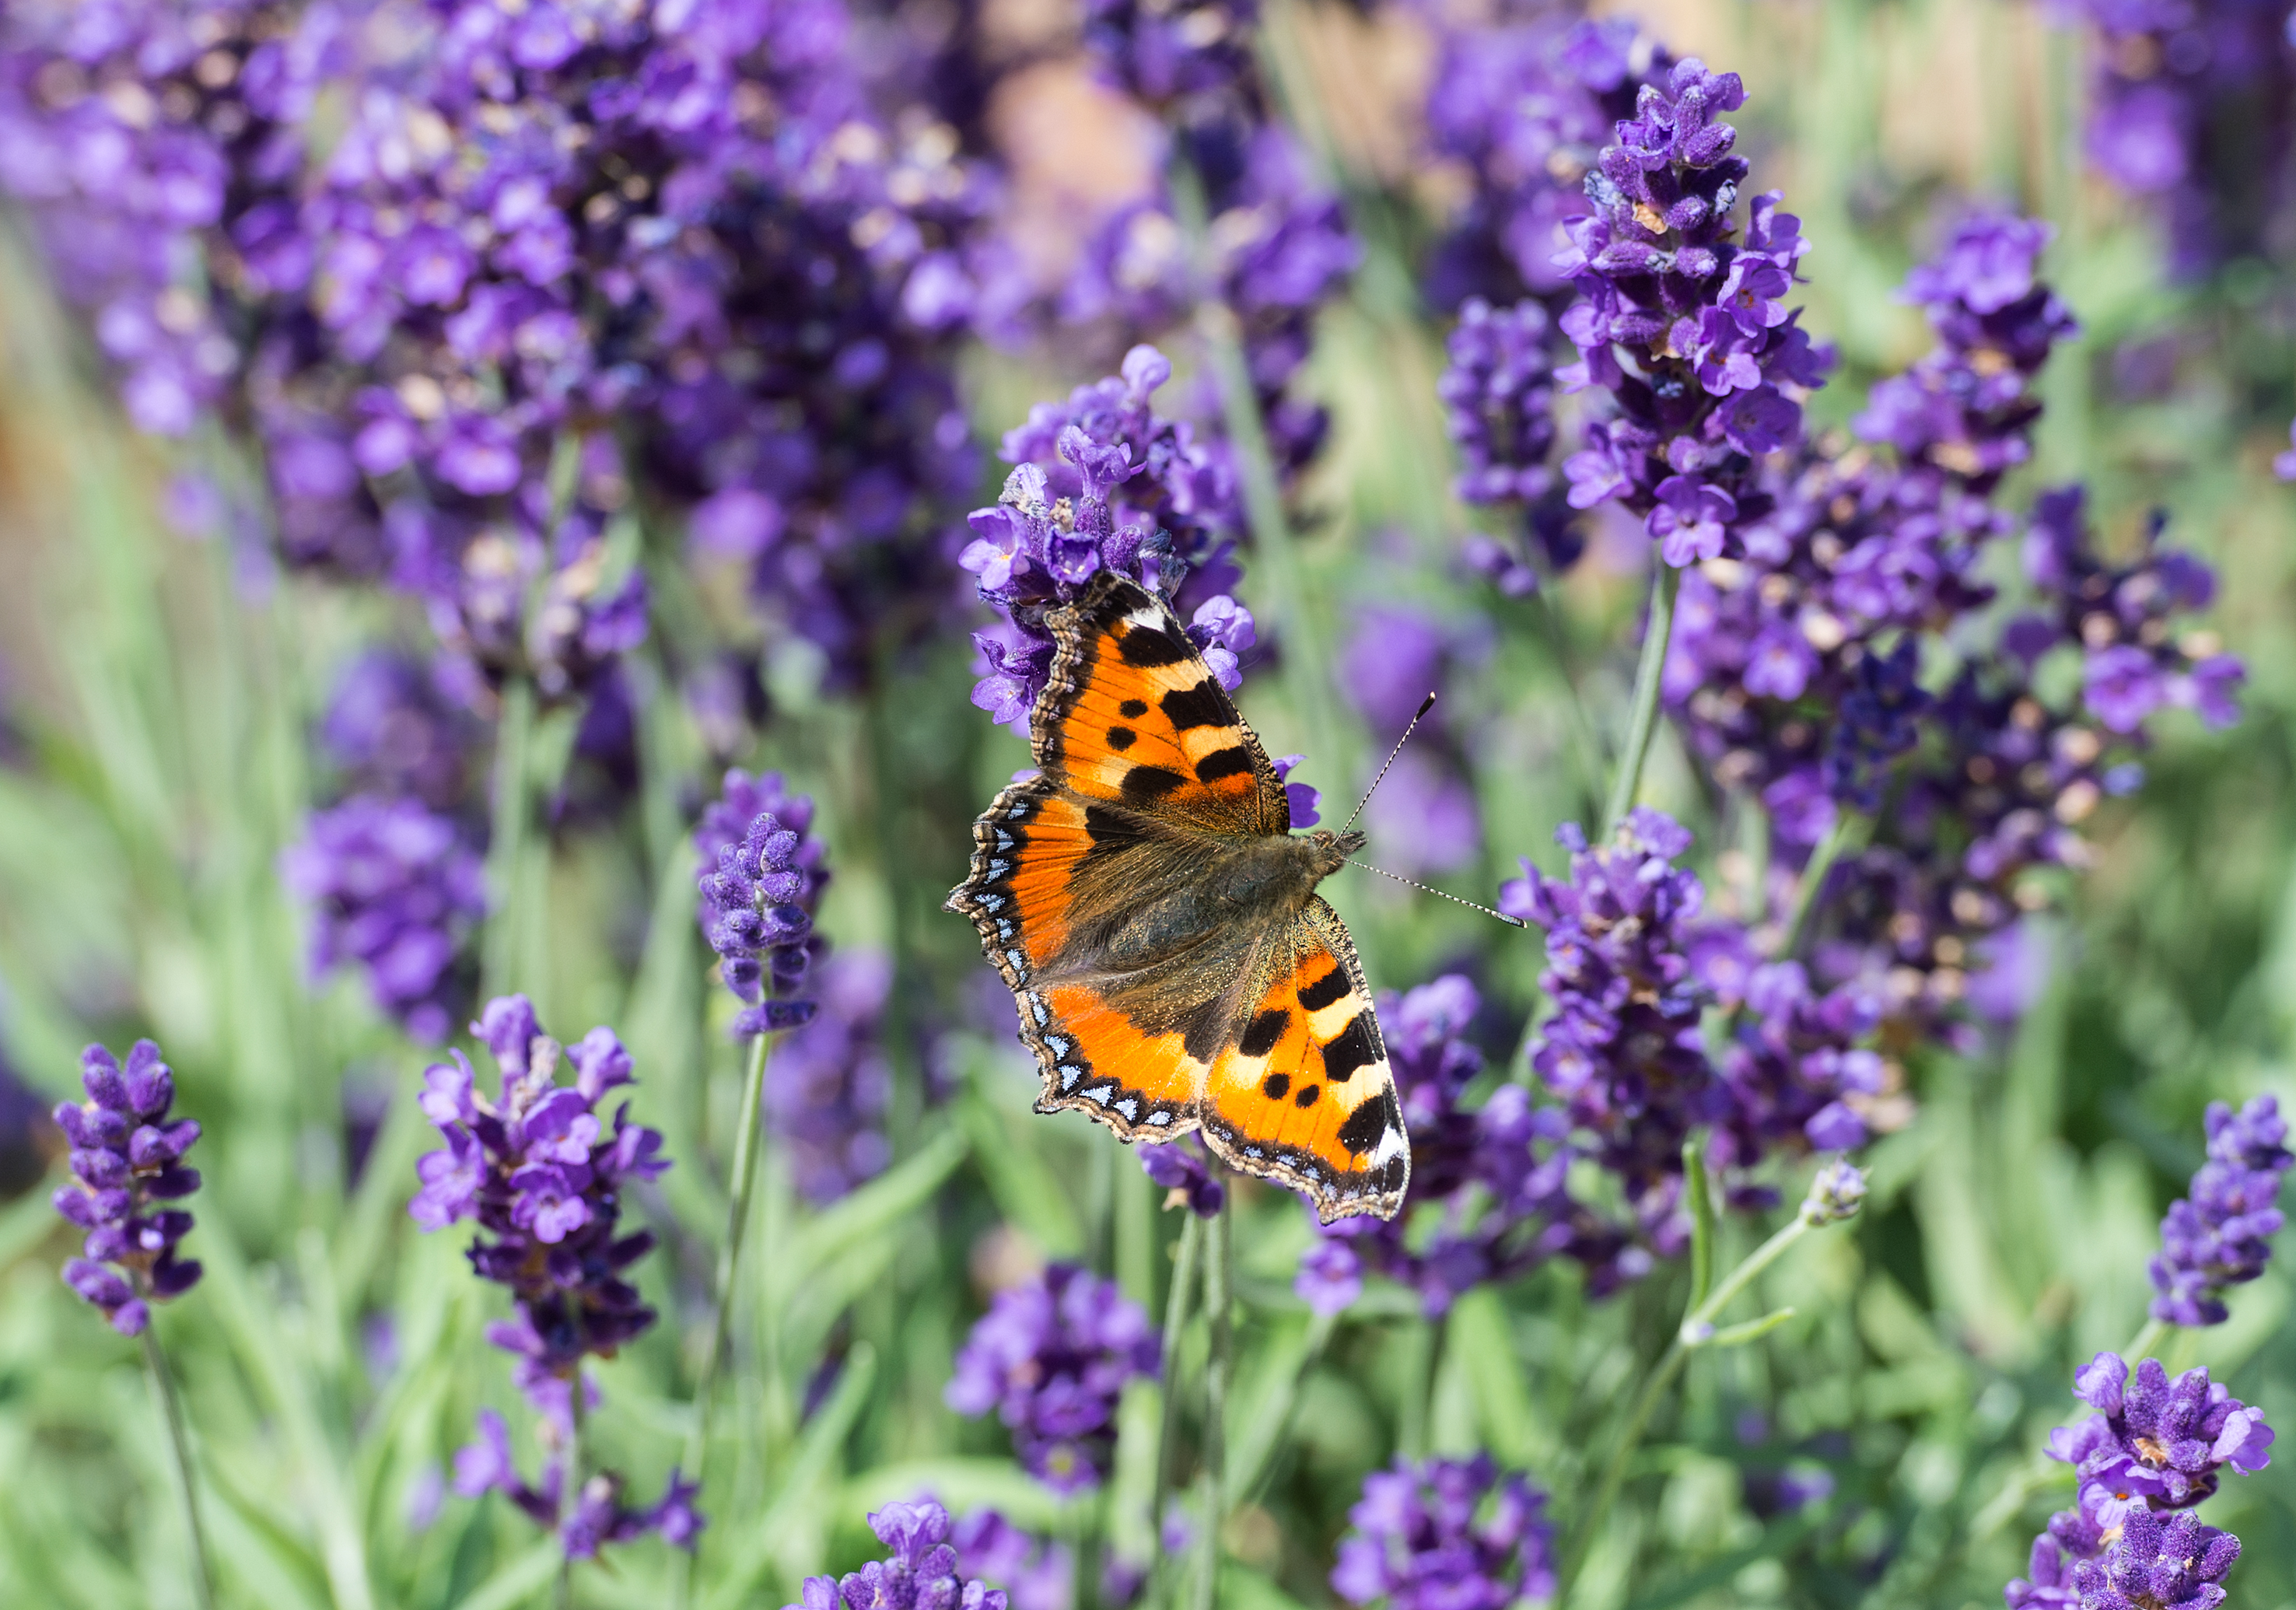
[1,0,2292,1606]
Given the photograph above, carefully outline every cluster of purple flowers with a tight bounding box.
[0,0,1012,695]
[695,768,829,1038]
[1554,60,1829,565]
[962,346,1257,728]
[1140,1133,1226,1218]
[2053,0,2294,278]
[52,1040,202,1337]
[283,795,487,1045]
[1297,974,1644,1318]
[285,652,489,1043]
[1424,13,1667,593]
[1330,1454,1556,1610]
[785,1500,1010,1610]
[2007,1352,2271,1609]
[944,1262,1159,1493]
[2147,1095,2292,1327]
[1503,811,1721,1250]
[408,996,697,1556]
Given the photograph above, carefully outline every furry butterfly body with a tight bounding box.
[947,572,1409,1222]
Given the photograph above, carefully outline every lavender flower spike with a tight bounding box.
[54,1040,202,1335]
[410,996,698,1556]
[2148,1096,2293,1328]
[696,769,828,1037]
[2044,1353,2273,1521]
[783,1499,1010,1610]
[1331,1454,1556,1609]
[945,1263,1160,1493]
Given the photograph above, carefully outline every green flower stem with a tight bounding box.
[142,1327,216,1610]
[673,1029,775,1610]
[1146,1211,1203,1596]
[1190,1199,1234,1610]
[1230,1307,1339,1507]
[1603,561,1682,837]
[481,673,537,1003]
[1684,1138,1717,1311]
[1560,1207,1829,1603]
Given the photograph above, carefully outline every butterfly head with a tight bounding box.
[1303,827,1368,878]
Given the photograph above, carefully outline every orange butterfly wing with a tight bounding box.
[1199,898,1409,1222]
[949,572,1407,1222]
[1031,575,1286,837]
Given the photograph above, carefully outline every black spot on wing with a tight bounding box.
[1298,967,1351,1013]
[1117,625,1192,668]
[1160,680,1230,732]
[1119,698,1149,718]
[1108,726,1137,751]
[1321,1014,1380,1083]
[1240,1007,1290,1059]
[1080,804,1139,869]
[1294,1083,1321,1108]
[1195,747,1254,785]
[1120,765,1187,805]
[1337,1092,1393,1157]
[1261,1073,1290,1100]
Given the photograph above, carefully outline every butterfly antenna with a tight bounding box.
[1339,691,1437,836]
[1343,859,1528,929]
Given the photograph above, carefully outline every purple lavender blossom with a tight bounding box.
[1552,59,1829,564]
[1139,1135,1225,1218]
[962,348,1256,730]
[410,996,697,1555]
[695,769,828,1038]
[318,650,481,810]
[1330,1454,1556,1610]
[784,1500,1010,1610]
[2067,1507,2239,1610]
[2044,1353,2274,1519]
[1700,954,1885,1170]
[2004,1489,2112,1610]
[2017,489,2243,737]
[1441,298,1582,593]
[945,1263,1159,1493]
[282,795,486,1045]
[2147,1096,2292,1327]
[53,1040,202,1336]
[1502,810,1720,1251]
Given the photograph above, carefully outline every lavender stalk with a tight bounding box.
[143,1326,217,1610]
[1192,1195,1234,1610]
[1602,562,1681,835]
[1149,1211,1204,1597]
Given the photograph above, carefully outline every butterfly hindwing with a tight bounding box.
[1199,898,1409,1223]
[1034,573,1288,837]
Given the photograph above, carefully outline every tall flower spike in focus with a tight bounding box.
[1330,1454,1557,1609]
[53,1041,203,1336]
[2149,1096,2292,1327]
[695,769,828,1038]
[1502,809,1720,1253]
[408,996,698,1556]
[1555,58,1829,565]
[945,1263,1159,1493]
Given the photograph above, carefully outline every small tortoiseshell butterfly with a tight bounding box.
[947,572,1409,1222]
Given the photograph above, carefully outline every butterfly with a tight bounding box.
[947,571,1409,1222]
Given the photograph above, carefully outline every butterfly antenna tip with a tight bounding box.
[1342,859,1528,929]
[1339,691,1438,835]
